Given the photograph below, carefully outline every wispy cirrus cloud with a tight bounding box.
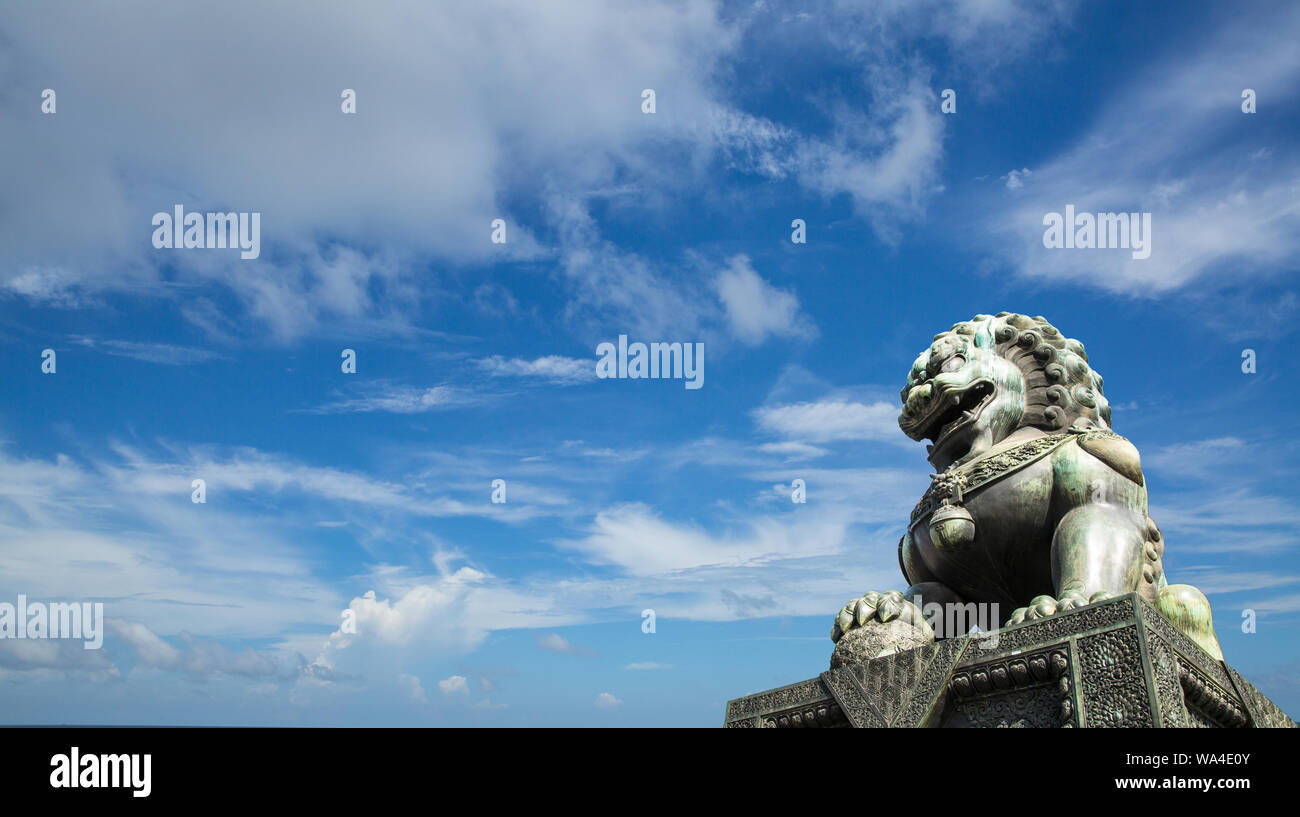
[979,3,1300,294]
[476,355,595,384]
[72,337,224,365]
[753,398,901,444]
[307,384,484,415]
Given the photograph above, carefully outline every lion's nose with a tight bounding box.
[903,383,932,417]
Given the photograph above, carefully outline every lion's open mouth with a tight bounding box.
[905,380,995,445]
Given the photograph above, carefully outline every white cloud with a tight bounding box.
[825,0,1077,82]
[756,441,828,461]
[0,447,344,642]
[594,692,622,709]
[1144,437,1248,477]
[476,355,595,384]
[397,673,427,704]
[333,574,487,650]
[981,4,1300,293]
[0,1,733,336]
[1153,489,1300,537]
[312,562,584,678]
[309,384,483,415]
[536,633,594,657]
[714,256,815,345]
[438,675,469,695]
[0,637,118,677]
[551,199,714,341]
[1241,593,1300,616]
[72,338,224,365]
[753,399,901,443]
[102,443,523,521]
[0,1,1072,341]
[108,620,298,679]
[1002,168,1032,189]
[557,502,848,577]
[1174,569,1300,595]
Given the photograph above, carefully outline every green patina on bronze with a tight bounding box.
[831,312,1224,664]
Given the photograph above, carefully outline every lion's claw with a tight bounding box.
[831,589,928,642]
[1006,590,1115,626]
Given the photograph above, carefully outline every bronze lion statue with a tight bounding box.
[830,312,1223,666]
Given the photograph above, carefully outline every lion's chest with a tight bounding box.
[906,455,1058,605]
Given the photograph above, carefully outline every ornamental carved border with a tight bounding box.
[947,646,1075,727]
[1135,597,1234,691]
[724,677,831,726]
[751,701,849,728]
[969,593,1136,660]
[1178,662,1248,728]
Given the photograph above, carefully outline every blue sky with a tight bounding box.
[1,0,1299,726]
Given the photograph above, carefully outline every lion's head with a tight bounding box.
[899,313,1110,469]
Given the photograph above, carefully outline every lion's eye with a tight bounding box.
[941,355,966,373]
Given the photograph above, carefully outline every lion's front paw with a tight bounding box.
[1006,590,1114,626]
[831,590,921,641]
[829,590,934,668]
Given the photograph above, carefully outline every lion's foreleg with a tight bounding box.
[1050,503,1147,603]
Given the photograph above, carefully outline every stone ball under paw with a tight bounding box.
[830,618,933,669]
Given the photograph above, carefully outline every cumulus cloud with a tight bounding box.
[311,560,585,685]
[1002,168,1032,189]
[536,633,594,657]
[333,574,491,650]
[0,636,118,678]
[397,673,427,704]
[0,1,732,336]
[0,0,1071,341]
[594,692,622,709]
[109,620,301,679]
[714,256,815,345]
[438,675,470,695]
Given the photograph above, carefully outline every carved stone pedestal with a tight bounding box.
[724,594,1296,728]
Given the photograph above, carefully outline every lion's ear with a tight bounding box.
[1078,432,1144,486]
